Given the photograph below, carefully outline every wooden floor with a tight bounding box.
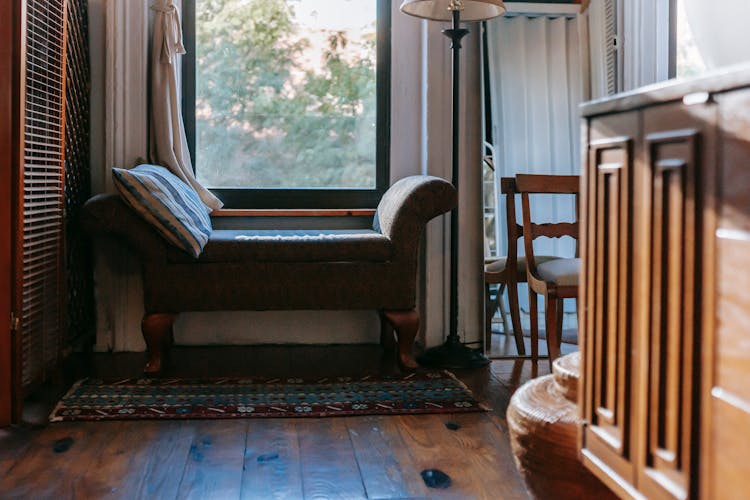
[0,341,575,499]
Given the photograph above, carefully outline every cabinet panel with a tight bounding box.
[637,102,715,500]
[640,130,697,500]
[710,236,750,500]
[581,111,638,490]
[704,88,750,500]
[591,141,631,453]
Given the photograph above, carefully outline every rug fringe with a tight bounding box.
[440,369,492,412]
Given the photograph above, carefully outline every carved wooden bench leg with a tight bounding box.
[379,311,397,351]
[382,309,419,371]
[141,313,175,374]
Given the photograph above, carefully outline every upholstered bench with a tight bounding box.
[81,175,456,373]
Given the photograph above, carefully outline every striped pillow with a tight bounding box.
[112,164,212,258]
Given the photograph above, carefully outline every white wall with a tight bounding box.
[87,0,484,351]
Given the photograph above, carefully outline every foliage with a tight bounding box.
[194,0,377,188]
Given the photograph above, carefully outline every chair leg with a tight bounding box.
[573,297,581,349]
[510,359,524,387]
[507,281,526,356]
[529,291,539,363]
[496,283,511,339]
[545,296,561,370]
[556,298,565,349]
[485,284,494,353]
[382,309,419,371]
[141,313,175,374]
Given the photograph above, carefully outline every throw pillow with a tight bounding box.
[112,164,212,258]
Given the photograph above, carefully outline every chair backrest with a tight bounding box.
[515,174,580,276]
[500,177,522,269]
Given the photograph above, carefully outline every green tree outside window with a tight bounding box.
[195,0,377,188]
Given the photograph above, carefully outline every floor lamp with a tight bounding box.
[400,0,506,369]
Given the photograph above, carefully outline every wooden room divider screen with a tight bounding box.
[15,0,69,416]
[63,0,94,355]
[1,0,91,424]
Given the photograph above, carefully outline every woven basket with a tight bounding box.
[506,353,616,499]
[552,351,579,402]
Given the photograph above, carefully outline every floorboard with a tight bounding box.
[241,419,304,500]
[176,420,248,500]
[0,426,33,477]
[347,415,429,499]
[74,421,138,498]
[0,422,115,499]
[129,421,195,498]
[394,413,526,500]
[441,413,528,499]
[298,418,367,499]
[0,343,580,499]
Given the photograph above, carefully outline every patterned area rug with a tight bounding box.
[49,371,487,422]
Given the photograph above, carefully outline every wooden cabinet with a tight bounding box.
[579,67,750,499]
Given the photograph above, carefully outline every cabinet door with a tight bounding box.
[702,88,750,500]
[636,100,716,500]
[580,111,639,495]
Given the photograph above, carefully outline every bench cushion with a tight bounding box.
[166,229,394,263]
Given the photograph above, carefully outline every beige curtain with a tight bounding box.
[150,0,223,210]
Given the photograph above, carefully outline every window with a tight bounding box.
[671,0,706,79]
[183,0,390,208]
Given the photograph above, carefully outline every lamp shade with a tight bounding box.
[400,0,506,22]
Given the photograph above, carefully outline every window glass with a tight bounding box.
[674,0,706,79]
[193,0,379,189]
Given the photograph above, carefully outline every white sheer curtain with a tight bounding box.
[485,14,587,325]
[486,14,585,260]
[88,0,150,352]
[618,0,671,91]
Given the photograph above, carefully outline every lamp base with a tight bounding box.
[417,335,490,370]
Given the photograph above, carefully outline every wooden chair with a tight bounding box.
[484,178,560,356]
[515,174,580,367]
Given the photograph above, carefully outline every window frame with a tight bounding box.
[182,0,391,209]
[668,0,677,79]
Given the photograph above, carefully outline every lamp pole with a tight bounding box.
[417,6,489,369]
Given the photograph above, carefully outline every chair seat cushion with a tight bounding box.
[537,258,581,287]
[485,255,560,276]
[167,229,394,263]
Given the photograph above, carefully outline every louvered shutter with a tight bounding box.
[588,0,619,98]
[18,0,68,390]
[604,0,618,95]
[64,0,94,349]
